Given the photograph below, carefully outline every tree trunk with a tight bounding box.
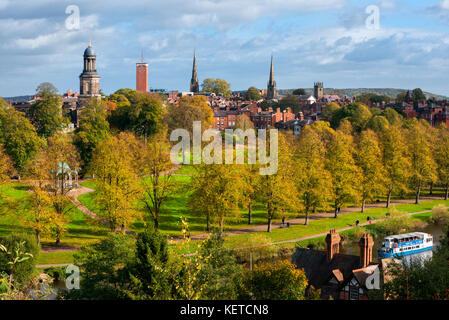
[154,219,159,229]
[334,202,338,218]
[267,217,272,232]
[55,228,61,245]
[445,184,449,201]
[386,190,392,208]
[304,207,309,225]
[415,183,421,204]
[36,230,40,246]
[248,203,252,225]
[207,213,210,232]
[430,182,433,196]
[361,199,366,213]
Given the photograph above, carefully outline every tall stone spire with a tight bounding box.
[266,55,277,100]
[190,50,199,93]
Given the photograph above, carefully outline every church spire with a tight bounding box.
[267,55,277,100]
[190,50,199,93]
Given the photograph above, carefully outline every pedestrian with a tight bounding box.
[355,220,359,227]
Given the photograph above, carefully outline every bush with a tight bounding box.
[374,217,426,236]
[0,233,39,287]
[431,204,449,226]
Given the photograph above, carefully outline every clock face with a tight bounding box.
[138,67,146,73]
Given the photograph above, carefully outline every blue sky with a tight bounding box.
[1,0,449,97]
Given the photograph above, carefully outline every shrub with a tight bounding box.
[0,233,39,287]
[431,204,449,226]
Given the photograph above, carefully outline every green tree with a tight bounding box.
[292,88,306,96]
[245,87,262,101]
[435,126,449,200]
[28,82,65,138]
[74,98,110,171]
[321,103,341,123]
[278,94,300,113]
[411,88,426,103]
[129,93,164,143]
[0,106,43,175]
[332,102,372,132]
[201,78,232,97]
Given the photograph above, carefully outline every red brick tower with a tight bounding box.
[325,229,341,261]
[359,233,374,268]
[136,53,148,93]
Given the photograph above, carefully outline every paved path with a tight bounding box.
[170,196,440,242]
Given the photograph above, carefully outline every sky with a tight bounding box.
[1,0,449,97]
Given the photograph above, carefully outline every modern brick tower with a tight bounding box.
[136,53,149,93]
[359,233,374,268]
[325,229,341,261]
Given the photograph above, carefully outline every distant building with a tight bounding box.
[190,51,199,93]
[266,56,277,100]
[314,82,324,99]
[79,40,101,107]
[136,53,149,93]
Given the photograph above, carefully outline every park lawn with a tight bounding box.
[37,251,76,266]
[222,199,449,249]
[0,183,109,248]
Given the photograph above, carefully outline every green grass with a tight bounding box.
[37,251,76,266]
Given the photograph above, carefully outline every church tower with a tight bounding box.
[79,40,101,101]
[190,51,199,93]
[314,82,324,99]
[266,55,277,100]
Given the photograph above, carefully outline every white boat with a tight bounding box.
[377,232,433,258]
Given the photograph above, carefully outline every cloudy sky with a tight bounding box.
[1,0,449,97]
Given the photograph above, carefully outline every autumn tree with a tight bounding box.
[128,93,164,143]
[241,164,260,225]
[435,125,449,200]
[28,82,65,138]
[189,163,245,232]
[406,120,437,204]
[141,131,177,229]
[0,146,13,185]
[326,129,361,218]
[355,129,386,212]
[379,125,411,207]
[89,133,143,232]
[259,134,299,232]
[296,127,332,224]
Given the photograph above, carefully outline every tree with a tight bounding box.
[0,146,13,185]
[278,94,300,113]
[74,98,110,171]
[406,120,437,204]
[0,106,43,175]
[292,88,306,96]
[107,93,132,130]
[245,87,262,101]
[435,126,449,200]
[325,130,361,217]
[321,103,341,123]
[296,126,332,224]
[89,133,143,232]
[259,134,299,232]
[67,233,136,300]
[380,125,411,207]
[141,131,177,229]
[124,228,171,300]
[355,130,386,212]
[166,95,214,135]
[234,114,254,131]
[201,78,232,97]
[332,102,372,132]
[240,260,308,300]
[29,134,81,245]
[28,82,65,138]
[189,164,245,232]
[241,164,260,225]
[128,93,164,143]
[411,88,426,103]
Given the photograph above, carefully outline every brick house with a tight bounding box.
[293,229,379,300]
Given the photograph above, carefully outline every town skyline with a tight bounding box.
[1,0,449,97]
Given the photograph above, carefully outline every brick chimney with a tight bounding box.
[359,233,374,268]
[325,229,341,261]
